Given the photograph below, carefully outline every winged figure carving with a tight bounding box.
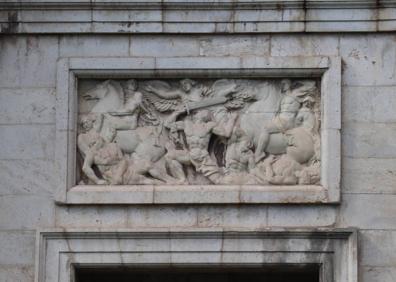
[141,80,183,112]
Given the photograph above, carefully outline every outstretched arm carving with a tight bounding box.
[145,84,184,100]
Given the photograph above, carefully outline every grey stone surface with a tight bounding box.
[2,1,396,34]
[0,36,59,88]
[343,157,396,194]
[197,207,267,228]
[339,194,396,229]
[0,231,35,265]
[267,206,337,227]
[0,195,54,230]
[343,86,396,123]
[130,36,200,57]
[360,230,396,267]
[199,35,270,56]
[343,122,396,158]
[55,206,127,228]
[361,267,396,282]
[270,35,339,57]
[60,35,130,57]
[127,207,198,228]
[0,125,55,160]
[0,88,55,124]
[0,160,56,196]
[0,266,34,282]
[340,34,396,86]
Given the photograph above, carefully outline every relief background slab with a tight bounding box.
[76,78,321,186]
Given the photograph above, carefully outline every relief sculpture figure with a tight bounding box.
[164,109,237,184]
[77,78,321,186]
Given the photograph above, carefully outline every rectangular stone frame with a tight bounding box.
[35,228,357,282]
[55,56,341,204]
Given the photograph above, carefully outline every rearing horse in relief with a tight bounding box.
[81,80,168,162]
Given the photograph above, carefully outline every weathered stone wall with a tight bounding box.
[1,33,396,281]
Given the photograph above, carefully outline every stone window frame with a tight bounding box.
[54,56,341,204]
[35,228,357,282]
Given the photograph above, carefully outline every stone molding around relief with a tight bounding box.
[35,228,358,282]
[54,56,341,204]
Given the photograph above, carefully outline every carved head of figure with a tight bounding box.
[280,79,292,93]
[193,109,212,123]
[291,80,317,98]
[82,80,110,100]
[301,96,316,109]
[123,79,138,92]
[79,113,99,132]
[180,79,197,93]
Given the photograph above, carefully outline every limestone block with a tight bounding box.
[0,125,55,160]
[0,195,54,230]
[360,230,396,267]
[20,22,92,33]
[93,10,162,22]
[267,206,337,227]
[233,9,287,22]
[69,57,156,70]
[342,122,396,158]
[60,35,130,57]
[163,23,216,33]
[127,207,197,227]
[130,36,200,57]
[0,265,34,282]
[197,207,267,228]
[0,88,55,124]
[339,194,396,229]
[0,36,58,88]
[306,8,375,21]
[0,160,56,196]
[340,34,396,86]
[379,8,396,31]
[21,10,91,22]
[0,231,35,265]
[306,21,376,32]
[164,10,232,23]
[199,35,270,56]
[343,157,396,194]
[271,35,339,57]
[55,206,127,228]
[233,22,305,33]
[361,267,396,282]
[92,22,163,33]
[156,56,241,69]
[379,20,396,31]
[343,86,396,123]
[66,185,154,204]
[154,186,240,204]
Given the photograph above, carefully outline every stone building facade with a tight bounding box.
[0,1,396,281]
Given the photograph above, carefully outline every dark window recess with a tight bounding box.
[75,265,319,282]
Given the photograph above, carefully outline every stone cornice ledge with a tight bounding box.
[1,0,396,9]
[1,0,396,33]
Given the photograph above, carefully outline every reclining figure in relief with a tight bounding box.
[77,77,321,186]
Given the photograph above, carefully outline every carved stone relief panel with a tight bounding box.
[77,78,321,186]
